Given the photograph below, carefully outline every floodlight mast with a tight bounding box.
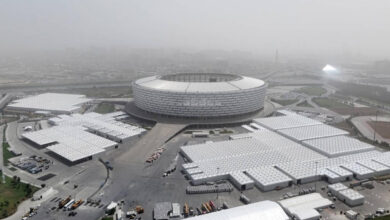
[216,167,220,208]
[315,161,318,192]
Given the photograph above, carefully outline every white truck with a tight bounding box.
[63,199,75,211]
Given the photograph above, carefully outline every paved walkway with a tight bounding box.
[0,125,4,169]
[351,116,390,144]
[117,123,187,164]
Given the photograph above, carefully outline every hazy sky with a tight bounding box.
[1,0,389,58]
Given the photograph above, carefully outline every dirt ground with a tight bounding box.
[333,121,355,134]
[367,121,390,139]
[331,107,379,116]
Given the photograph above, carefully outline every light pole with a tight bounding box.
[216,167,220,209]
[373,110,378,143]
[314,161,318,192]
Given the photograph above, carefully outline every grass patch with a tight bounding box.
[0,117,18,125]
[57,86,132,98]
[312,97,351,108]
[94,103,115,114]
[374,215,390,220]
[220,129,233,134]
[2,142,16,166]
[296,86,327,96]
[297,100,313,108]
[0,174,39,218]
[271,98,298,106]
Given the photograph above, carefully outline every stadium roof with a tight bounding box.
[187,200,289,220]
[134,75,265,93]
[7,93,91,113]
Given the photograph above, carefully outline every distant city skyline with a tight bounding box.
[0,0,389,59]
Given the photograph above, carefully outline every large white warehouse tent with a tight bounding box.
[23,111,145,162]
[278,193,333,220]
[48,111,146,142]
[7,93,91,114]
[180,110,390,190]
[187,200,289,220]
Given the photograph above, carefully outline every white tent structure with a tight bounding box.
[278,193,332,220]
[180,110,390,190]
[187,200,289,220]
[7,93,91,114]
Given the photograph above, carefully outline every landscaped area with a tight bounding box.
[94,103,116,114]
[297,100,313,108]
[374,215,390,220]
[2,142,15,166]
[270,98,298,106]
[312,97,351,108]
[2,125,16,166]
[296,86,327,96]
[0,174,39,218]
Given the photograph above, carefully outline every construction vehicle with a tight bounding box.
[126,210,137,219]
[189,207,195,216]
[183,203,190,217]
[201,203,210,213]
[222,202,229,209]
[209,201,216,211]
[183,203,189,217]
[71,199,84,210]
[63,199,75,211]
[240,194,251,204]
[135,205,144,214]
[205,202,213,212]
[58,196,71,209]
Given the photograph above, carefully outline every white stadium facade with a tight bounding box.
[132,73,267,118]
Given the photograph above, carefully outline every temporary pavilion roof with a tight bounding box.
[7,93,91,113]
[303,136,375,157]
[187,200,289,220]
[278,193,332,220]
[253,113,322,131]
[181,110,390,189]
[277,124,349,141]
[49,112,145,141]
[23,126,116,162]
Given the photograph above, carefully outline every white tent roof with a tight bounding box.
[278,193,332,220]
[278,124,349,141]
[23,126,117,162]
[187,200,289,220]
[8,93,90,113]
[303,136,375,157]
[253,114,322,131]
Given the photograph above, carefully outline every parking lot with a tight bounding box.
[6,120,390,220]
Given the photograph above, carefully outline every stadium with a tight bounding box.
[131,73,267,118]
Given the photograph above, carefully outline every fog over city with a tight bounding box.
[1,0,389,59]
[3,1,390,220]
